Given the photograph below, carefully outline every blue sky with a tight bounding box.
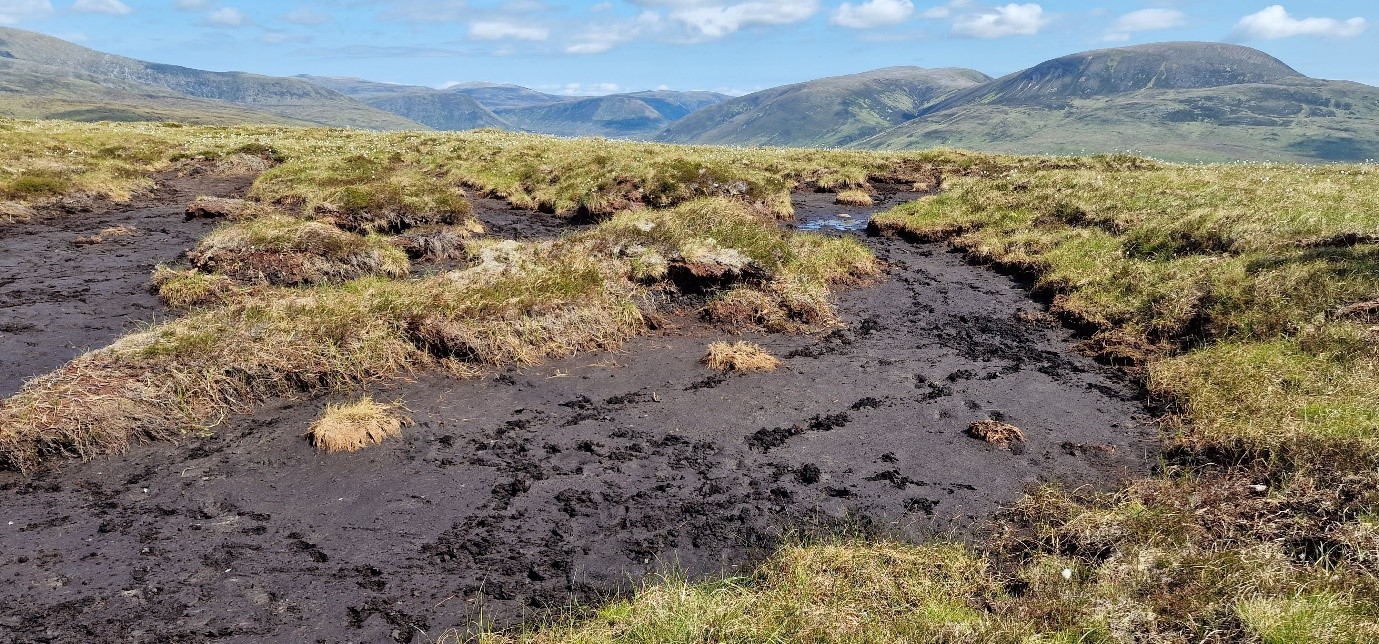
[3,1,1376,95]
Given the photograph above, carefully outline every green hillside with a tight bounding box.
[0,27,424,130]
[658,67,991,148]
[922,41,1303,114]
[496,91,729,139]
[857,43,1379,162]
[298,76,510,131]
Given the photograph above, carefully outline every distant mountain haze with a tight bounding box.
[658,67,991,148]
[494,91,731,139]
[446,83,572,112]
[295,76,511,131]
[1,27,1375,163]
[297,75,731,139]
[0,27,424,130]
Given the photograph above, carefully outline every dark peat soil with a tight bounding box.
[0,172,252,398]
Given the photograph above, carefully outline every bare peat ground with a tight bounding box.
[0,190,1156,643]
[0,172,253,398]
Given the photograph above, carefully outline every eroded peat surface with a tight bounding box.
[0,171,252,398]
[0,192,1154,642]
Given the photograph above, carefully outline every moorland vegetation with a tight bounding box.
[2,116,1378,641]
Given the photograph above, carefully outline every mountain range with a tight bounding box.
[296,77,730,139]
[2,26,1376,163]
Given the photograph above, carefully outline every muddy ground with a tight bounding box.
[0,187,1155,642]
[0,172,253,399]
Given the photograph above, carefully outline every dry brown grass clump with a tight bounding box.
[702,341,782,373]
[0,201,36,225]
[967,419,1025,448]
[391,223,482,260]
[306,397,408,452]
[185,196,255,221]
[834,188,874,207]
[73,225,137,246]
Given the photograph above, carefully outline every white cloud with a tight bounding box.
[950,3,1046,38]
[1234,5,1367,40]
[469,20,549,41]
[283,8,330,25]
[259,31,313,44]
[1103,7,1185,42]
[72,0,130,15]
[919,0,976,20]
[204,7,249,27]
[831,0,914,29]
[565,10,661,53]
[374,0,471,23]
[630,0,820,39]
[0,0,52,25]
[565,40,615,53]
[540,82,621,96]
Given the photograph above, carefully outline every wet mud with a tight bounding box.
[0,189,1155,642]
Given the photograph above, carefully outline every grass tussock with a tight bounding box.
[834,188,874,207]
[306,397,408,453]
[151,265,243,309]
[702,341,781,373]
[72,225,137,246]
[185,195,259,221]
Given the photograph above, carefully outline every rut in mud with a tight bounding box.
[0,189,1155,643]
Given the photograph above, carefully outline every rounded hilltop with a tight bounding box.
[950,42,1304,108]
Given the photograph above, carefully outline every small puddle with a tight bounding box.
[798,214,870,232]
[790,187,927,234]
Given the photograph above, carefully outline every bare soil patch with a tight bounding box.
[0,171,252,398]
[0,191,1154,642]
[471,196,586,241]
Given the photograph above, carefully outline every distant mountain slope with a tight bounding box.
[298,76,510,131]
[0,27,424,130]
[856,42,1379,162]
[624,90,732,120]
[923,42,1303,114]
[856,78,1379,162]
[0,58,321,126]
[658,67,991,148]
[448,83,571,111]
[495,91,730,139]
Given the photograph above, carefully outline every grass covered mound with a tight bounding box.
[872,162,1379,464]
[187,213,412,285]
